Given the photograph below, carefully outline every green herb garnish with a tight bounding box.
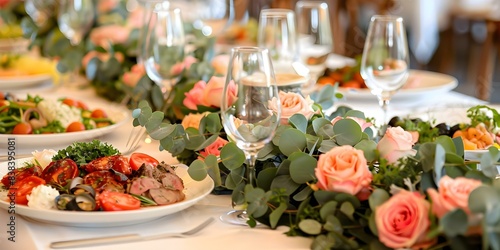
[52,139,119,165]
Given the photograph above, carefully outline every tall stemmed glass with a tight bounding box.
[295,1,333,89]
[220,47,281,225]
[136,0,165,66]
[144,7,185,108]
[360,15,409,125]
[57,0,95,46]
[25,0,56,27]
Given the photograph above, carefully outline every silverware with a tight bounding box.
[49,217,215,249]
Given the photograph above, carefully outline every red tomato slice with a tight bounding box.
[83,171,125,193]
[66,121,86,132]
[40,159,79,186]
[129,153,159,171]
[1,165,42,188]
[12,122,33,134]
[98,191,141,211]
[8,176,46,205]
[91,109,108,118]
[85,155,132,175]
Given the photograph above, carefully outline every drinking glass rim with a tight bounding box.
[370,15,404,22]
[295,1,329,10]
[230,46,268,53]
[259,8,294,18]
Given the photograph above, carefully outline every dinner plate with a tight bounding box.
[337,70,458,102]
[0,101,130,149]
[0,74,52,90]
[0,160,214,227]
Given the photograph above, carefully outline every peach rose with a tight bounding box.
[377,127,416,164]
[202,76,237,108]
[315,145,372,198]
[81,51,125,69]
[427,176,482,218]
[89,25,130,47]
[122,64,146,87]
[376,190,436,249]
[169,56,197,77]
[183,81,207,110]
[97,0,119,13]
[331,116,372,131]
[269,91,315,125]
[181,112,209,130]
[198,137,228,159]
[211,54,229,75]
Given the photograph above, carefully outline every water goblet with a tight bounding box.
[219,46,281,225]
[143,7,186,105]
[136,0,166,66]
[295,1,333,88]
[25,0,56,27]
[360,15,409,125]
[57,0,95,46]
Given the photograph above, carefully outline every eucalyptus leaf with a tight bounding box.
[194,134,219,151]
[256,167,277,191]
[293,185,313,201]
[344,110,365,119]
[312,118,333,136]
[184,128,206,150]
[368,189,390,210]
[270,175,300,195]
[205,155,221,187]
[203,113,223,134]
[298,219,323,235]
[320,201,338,220]
[332,119,362,146]
[340,202,355,220]
[220,142,246,170]
[481,147,500,178]
[226,167,245,190]
[468,185,500,213]
[440,209,469,237]
[278,128,307,156]
[289,152,317,184]
[269,202,287,228]
[187,159,208,181]
[324,215,343,234]
[435,135,457,154]
[289,114,308,133]
[354,139,377,162]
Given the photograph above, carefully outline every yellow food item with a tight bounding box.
[453,123,494,150]
[0,54,61,83]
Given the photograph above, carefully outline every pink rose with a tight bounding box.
[198,137,228,159]
[427,176,482,218]
[202,76,237,108]
[81,51,125,69]
[183,81,207,110]
[181,112,209,129]
[98,0,119,13]
[169,56,197,76]
[211,54,230,75]
[315,145,372,198]
[89,25,130,47]
[184,56,198,70]
[376,190,436,249]
[331,116,372,131]
[269,91,315,125]
[123,64,146,87]
[377,127,416,164]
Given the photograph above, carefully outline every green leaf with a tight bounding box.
[332,119,362,146]
[205,155,221,187]
[340,202,355,220]
[278,128,307,156]
[435,135,457,153]
[324,215,343,233]
[220,142,246,170]
[293,185,313,201]
[320,201,338,220]
[344,110,365,119]
[203,113,222,134]
[226,167,245,190]
[354,139,377,162]
[314,190,337,205]
[184,128,206,150]
[194,134,219,151]
[289,152,317,183]
[148,123,176,140]
[187,159,208,181]
[440,209,469,237]
[469,185,500,214]
[256,167,277,191]
[298,219,323,235]
[481,147,500,178]
[270,175,300,195]
[369,189,390,210]
[312,118,332,136]
[289,114,308,133]
[269,202,287,228]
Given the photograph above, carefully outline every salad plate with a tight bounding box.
[336,70,458,102]
[0,159,214,227]
[0,102,130,149]
[0,74,52,90]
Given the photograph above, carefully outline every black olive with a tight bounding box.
[411,118,423,126]
[434,123,450,136]
[388,116,402,127]
[449,124,462,137]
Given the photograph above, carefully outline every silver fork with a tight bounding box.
[123,126,146,155]
[50,217,215,249]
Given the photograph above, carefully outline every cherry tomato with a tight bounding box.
[62,98,78,107]
[317,76,336,85]
[341,80,362,89]
[91,109,108,118]
[8,176,46,205]
[12,122,33,134]
[1,165,42,188]
[84,155,132,175]
[0,100,8,113]
[0,92,4,100]
[98,191,141,211]
[66,121,86,132]
[129,153,159,171]
[76,101,89,110]
[40,159,79,186]
[83,171,125,193]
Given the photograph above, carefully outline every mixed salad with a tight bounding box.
[1,140,185,211]
[0,93,114,134]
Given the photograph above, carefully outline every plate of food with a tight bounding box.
[0,143,214,227]
[0,94,130,148]
[0,54,58,90]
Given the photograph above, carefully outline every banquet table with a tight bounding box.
[0,80,488,250]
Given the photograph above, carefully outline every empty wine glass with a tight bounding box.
[136,0,165,66]
[144,7,186,102]
[219,46,281,225]
[57,0,95,46]
[360,15,409,124]
[295,1,333,88]
[25,0,56,27]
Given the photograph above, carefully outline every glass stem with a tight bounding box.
[245,150,258,187]
[379,98,390,124]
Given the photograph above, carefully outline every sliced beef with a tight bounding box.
[129,177,162,195]
[148,188,186,205]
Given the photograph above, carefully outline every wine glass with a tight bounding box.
[143,7,186,101]
[219,46,281,225]
[136,0,166,66]
[168,0,234,37]
[57,0,95,46]
[360,15,409,125]
[25,0,56,27]
[295,1,333,89]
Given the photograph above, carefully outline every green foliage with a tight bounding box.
[52,139,120,166]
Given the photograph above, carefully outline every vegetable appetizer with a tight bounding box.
[1,140,185,211]
[0,93,114,134]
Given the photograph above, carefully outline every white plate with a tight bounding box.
[0,160,214,227]
[0,101,130,149]
[0,74,52,90]
[338,70,458,102]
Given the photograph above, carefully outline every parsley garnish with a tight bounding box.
[52,139,119,165]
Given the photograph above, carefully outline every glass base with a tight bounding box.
[219,210,251,226]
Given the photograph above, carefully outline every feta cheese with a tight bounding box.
[37,99,81,128]
[31,149,57,169]
[27,185,60,210]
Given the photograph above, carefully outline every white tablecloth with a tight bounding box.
[0,82,487,250]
